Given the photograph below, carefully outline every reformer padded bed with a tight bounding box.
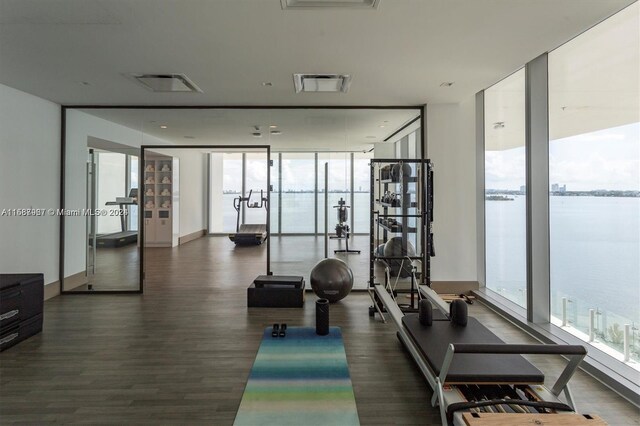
[402,314,545,384]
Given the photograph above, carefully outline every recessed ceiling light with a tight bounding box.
[383,120,389,123]
[270,130,282,135]
[440,82,454,87]
[262,82,273,87]
[379,125,386,128]
[269,125,278,129]
[80,81,91,86]
[160,125,168,129]
[293,74,352,93]
[252,132,262,138]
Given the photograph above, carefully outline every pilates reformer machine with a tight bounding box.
[373,283,606,426]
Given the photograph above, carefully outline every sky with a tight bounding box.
[486,122,640,191]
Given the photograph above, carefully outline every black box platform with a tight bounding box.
[248,275,305,308]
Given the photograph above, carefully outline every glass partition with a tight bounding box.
[62,107,422,293]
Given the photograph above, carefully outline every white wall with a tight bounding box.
[427,98,478,282]
[374,142,395,159]
[0,84,60,288]
[175,150,207,237]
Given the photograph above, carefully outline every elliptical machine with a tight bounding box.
[331,198,360,254]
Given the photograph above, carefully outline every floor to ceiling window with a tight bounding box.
[96,152,127,235]
[128,155,139,231]
[270,154,280,234]
[222,153,242,233]
[244,152,269,226]
[548,3,639,361]
[280,153,316,233]
[353,152,373,233]
[484,69,527,308]
[318,152,351,233]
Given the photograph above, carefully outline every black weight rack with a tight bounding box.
[368,159,434,318]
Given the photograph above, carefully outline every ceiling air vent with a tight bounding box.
[129,74,203,93]
[281,0,380,9]
[293,74,352,93]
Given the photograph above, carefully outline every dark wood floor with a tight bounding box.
[81,235,396,291]
[1,237,638,424]
[73,243,140,291]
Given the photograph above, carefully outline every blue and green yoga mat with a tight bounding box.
[233,327,360,426]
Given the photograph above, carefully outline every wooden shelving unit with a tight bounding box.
[143,155,180,247]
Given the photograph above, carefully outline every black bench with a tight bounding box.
[402,314,544,384]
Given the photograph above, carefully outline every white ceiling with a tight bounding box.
[484,2,639,151]
[78,108,420,151]
[0,0,635,106]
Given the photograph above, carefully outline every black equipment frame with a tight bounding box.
[368,158,434,315]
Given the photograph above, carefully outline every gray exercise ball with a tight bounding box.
[310,258,354,303]
[383,237,416,278]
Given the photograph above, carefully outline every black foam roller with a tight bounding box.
[450,299,468,326]
[418,299,433,326]
[316,298,329,335]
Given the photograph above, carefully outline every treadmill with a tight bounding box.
[228,190,268,245]
[95,188,139,248]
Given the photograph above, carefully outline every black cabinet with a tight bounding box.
[0,274,44,352]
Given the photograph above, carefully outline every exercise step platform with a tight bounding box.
[248,275,305,308]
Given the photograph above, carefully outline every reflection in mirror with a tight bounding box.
[63,109,143,291]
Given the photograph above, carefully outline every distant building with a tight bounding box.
[520,185,526,193]
[551,183,567,193]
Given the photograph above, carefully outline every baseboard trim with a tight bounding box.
[431,281,479,294]
[179,229,206,245]
[63,271,88,291]
[44,281,61,300]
